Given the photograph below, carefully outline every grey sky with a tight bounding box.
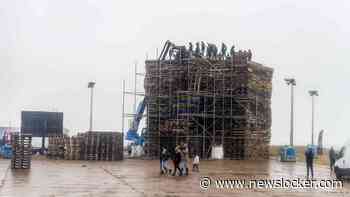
[1,0,349,147]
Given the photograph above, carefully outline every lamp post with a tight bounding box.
[285,78,296,146]
[308,90,318,145]
[88,82,96,131]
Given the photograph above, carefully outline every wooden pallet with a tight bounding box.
[11,133,32,169]
[47,132,123,161]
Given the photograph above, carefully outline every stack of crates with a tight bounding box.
[83,131,123,161]
[11,133,32,169]
[112,132,123,160]
[70,136,82,160]
[47,136,55,158]
[48,136,58,158]
[82,131,123,161]
[84,132,98,160]
[47,131,123,161]
[63,136,70,160]
[48,135,73,159]
[57,136,65,159]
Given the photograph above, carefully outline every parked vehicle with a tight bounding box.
[334,145,350,180]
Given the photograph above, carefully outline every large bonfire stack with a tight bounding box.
[143,41,273,160]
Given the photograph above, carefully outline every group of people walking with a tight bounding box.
[160,143,200,176]
[161,144,340,179]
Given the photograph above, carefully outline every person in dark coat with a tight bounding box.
[160,147,169,174]
[172,147,182,176]
[160,147,165,174]
[305,146,315,179]
[329,147,336,173]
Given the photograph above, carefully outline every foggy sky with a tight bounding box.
[1,0,350,147]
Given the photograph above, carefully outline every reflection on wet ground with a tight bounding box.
[0,158,349,196]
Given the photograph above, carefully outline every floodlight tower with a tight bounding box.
[285,78,296,146]
[88,82,96,131]
[308,90,319,145]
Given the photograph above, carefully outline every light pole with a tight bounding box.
[308,90,318,145]
[285,78,296,146]
[88,82,96,131]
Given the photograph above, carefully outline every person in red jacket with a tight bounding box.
[172,146,182,176]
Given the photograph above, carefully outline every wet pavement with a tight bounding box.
[0,158,349,197]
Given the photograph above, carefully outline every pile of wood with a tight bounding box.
[83,132,123,160]
[143,42,273,160]
[11,133,32,169]
[63,136,71,160]
[48,135,68,159]
[67,135,83,160]
[47,131,123,161]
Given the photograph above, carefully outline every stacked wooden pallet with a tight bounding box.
[63,136,70,160]
[11,133,32,169]
[47,132,123,161]
[83,132,123,161]
[84,132,98,160]
[47,135,67,159]
[69,136,82,160]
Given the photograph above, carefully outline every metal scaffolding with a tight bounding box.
[122,63,146,137]
[142,43,273,160]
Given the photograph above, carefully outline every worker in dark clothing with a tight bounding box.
[329,147,336,173]
[172,147,182,176]
[127,144,132,156]
[305,146,315,179]
[160,147,166,174]
[160,147,164,174]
